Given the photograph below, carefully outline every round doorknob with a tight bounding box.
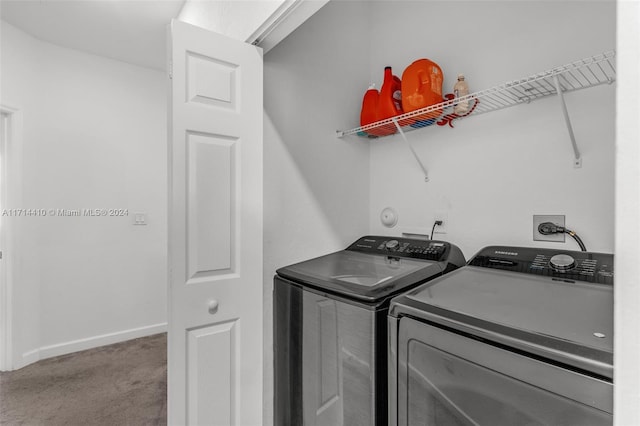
[208,300,219,315]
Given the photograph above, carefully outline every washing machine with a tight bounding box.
[388,245,613,426]
[273,235,466,426]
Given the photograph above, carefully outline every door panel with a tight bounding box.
[187,321,238,425]
[168,19,263,426]
[186,132,237,279]
[186,53,238,109]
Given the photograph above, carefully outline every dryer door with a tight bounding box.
[396,317,612,426]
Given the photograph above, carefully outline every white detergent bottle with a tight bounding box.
[453,74,470,115]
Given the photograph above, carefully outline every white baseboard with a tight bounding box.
[16,323,167,370]
[18,348,41,370]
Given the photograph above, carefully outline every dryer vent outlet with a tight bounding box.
[533,215,565,242]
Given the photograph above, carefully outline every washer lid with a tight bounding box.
[276,250,444,304]
[390,266,613,379]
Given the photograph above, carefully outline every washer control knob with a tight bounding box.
[550,254,576,272]
[385,240,399,250]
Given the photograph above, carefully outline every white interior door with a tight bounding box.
[167,20,263,426]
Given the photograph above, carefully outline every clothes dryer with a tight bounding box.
[388,245,613,426]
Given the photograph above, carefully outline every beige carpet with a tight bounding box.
[0,333,167,426]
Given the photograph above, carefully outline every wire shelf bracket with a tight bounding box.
[553,75,582,168]
[337,50,616,176]
[392,118,430,182]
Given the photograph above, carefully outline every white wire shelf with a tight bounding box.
[337,50,616,138]
[337,50,615,181]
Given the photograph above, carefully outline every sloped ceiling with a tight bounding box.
[0,0,185,70]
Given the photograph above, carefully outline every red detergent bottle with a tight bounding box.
[401,58,444,128]
[377,66,405,133]
[360,84,380,136]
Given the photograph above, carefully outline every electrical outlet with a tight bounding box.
[533,215,565,242]
[433,211,448,235]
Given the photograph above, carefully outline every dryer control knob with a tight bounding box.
[385,240,399,250]
[550,254,576,272]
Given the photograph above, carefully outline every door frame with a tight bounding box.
[0,104,23,371]
[246,0,329,53]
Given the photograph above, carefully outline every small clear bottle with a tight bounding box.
[453,74,470,115]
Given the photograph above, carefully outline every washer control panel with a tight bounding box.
[348,236,449,261]
[469,246,614,285]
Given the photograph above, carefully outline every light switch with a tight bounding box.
[134,212,147,226]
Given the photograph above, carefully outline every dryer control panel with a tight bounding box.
[347,236,450,262]
[469,246,614,285]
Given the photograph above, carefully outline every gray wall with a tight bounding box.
[368,1,616,257]
[1,21,167,367]
[262,1,372,423]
